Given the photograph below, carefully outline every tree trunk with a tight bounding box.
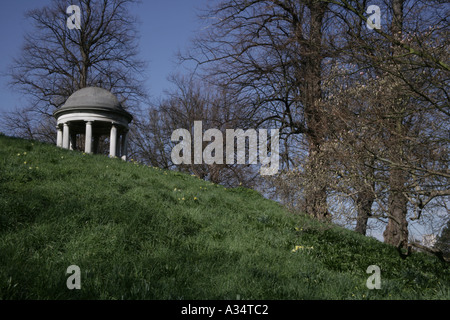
[355,185,374,235]
[302,2,329,220]
[384,168,409,247]
[355,162,375,235]
[304,146,329,220]
[383,0,409,248]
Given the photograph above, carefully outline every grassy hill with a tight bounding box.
[0,133,448,300]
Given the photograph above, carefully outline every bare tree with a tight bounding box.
[132,74,262,187]
[3,0,147,142]
[319,0,449,248]
[247,0,448,244]
[183,0,345,220]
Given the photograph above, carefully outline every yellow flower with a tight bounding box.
[292,245,313,253]
[24,161,27,165]
[29,167,32,170]
[182,197,185,201]
[194,197,198,200]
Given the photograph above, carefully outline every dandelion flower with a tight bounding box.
[292,245,313,252]
[194,197,198,200]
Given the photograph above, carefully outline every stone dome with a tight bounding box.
[53,87,133,160]
[54,87,132,121]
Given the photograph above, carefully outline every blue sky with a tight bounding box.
[0,0,209,114]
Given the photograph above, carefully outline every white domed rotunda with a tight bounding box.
[53,87,133,160]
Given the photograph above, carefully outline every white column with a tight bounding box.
[62,123,70,149]
[109,124,117,157]
[56,125,63,148]
[121,131,128,161]
[85,121,93,154]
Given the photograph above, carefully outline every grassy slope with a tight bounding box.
[0,134,448,300]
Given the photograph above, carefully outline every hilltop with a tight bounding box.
[0,134,448,299]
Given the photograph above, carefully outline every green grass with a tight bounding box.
[0,133,449,300]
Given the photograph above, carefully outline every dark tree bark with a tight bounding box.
[355,175,375,236]
[383,0,409,248]
[301,1,330,220]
